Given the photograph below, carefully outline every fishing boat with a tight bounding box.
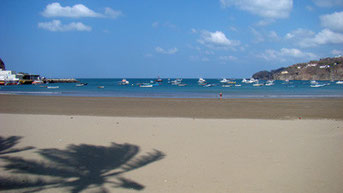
[336,81,343,84]
[98,86,104,89]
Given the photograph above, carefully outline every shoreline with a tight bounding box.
[1,94,343,119]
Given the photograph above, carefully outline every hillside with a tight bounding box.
[0,58,5,70]
[252,57,343,80]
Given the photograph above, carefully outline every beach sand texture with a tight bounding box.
[0,95,343,192]
[1,95,343,119]
[1,114,343,193]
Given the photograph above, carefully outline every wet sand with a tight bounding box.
[0,95,343,119]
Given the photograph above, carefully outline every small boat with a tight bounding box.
[140,84,153,88]
[98,86,105,89]
[265,80,274,86]
[203,84,214,87]
[336,81,343,84]
[119,79,129,85]
[76,83,88,87]
[244,78,258,84]
[253,83,263,87]
[222,84,232,87]
[310,80,318,85]
[32,80,44,85]
[171,79,182,85]
[310,84,325,88]
[47,86,59,89]
[235,84,242,87]
[198,78,206,84]
[220,78,229,83]
[155,77,163,82]
[177,84,187,87]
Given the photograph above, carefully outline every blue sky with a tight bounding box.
[1,0,343,78]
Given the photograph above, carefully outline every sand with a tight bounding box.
[1,95,343,119]
[0,95,343,192]
[1,114,343,193]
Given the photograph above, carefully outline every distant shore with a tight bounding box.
[0,95,342,119]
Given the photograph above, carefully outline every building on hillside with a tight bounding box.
[0,69,20,85]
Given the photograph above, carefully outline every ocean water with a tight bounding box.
[1,78,343,98]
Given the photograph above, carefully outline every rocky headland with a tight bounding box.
[252,57,343,80]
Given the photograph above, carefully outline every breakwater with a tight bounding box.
[45,79,79,83]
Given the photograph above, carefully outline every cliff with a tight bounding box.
[0,58,5,70]
[252,57,343,80]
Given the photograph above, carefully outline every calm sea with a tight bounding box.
[1,78,343,98]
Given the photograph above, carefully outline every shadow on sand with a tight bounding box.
[0,136,34,155]
[0,136,165,193]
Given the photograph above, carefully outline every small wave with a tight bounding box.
[0,91,61,95]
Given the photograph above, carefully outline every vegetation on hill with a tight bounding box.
[252,57,343,80]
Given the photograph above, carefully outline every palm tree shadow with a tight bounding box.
[0,136,34,155]
[0,142,165,193]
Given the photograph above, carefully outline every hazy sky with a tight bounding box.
[1,0,343,78]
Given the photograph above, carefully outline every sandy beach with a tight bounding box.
[1,95,343,193]
[1,95,343,119]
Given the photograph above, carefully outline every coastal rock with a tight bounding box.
[0,58,5,70]
[253,57,343,80]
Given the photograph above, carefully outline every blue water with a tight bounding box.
[1,78,343,98]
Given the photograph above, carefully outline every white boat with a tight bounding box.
[198,78,206,84]
[310,80,318,85]
[32,80,44,85]
[76,83,87,87]
[253,83,263,87]
[171,79,182,85]
[98,86,104,89]
[244,78,258,84]
[336,81,343,84]
[235,84,242,87]
[119,79,129,85]
[265,80,274,86]
[220,78,229,83]
[140,84,153,88]
[222,84,232,87]
[310,84,325,88]
[47,86,59,89]
[177,83,187,87]
[203,84,214,87]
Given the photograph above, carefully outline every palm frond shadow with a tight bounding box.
[0,142,165,193]
[0,136,34,155]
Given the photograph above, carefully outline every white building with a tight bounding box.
[0,69,19,82]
